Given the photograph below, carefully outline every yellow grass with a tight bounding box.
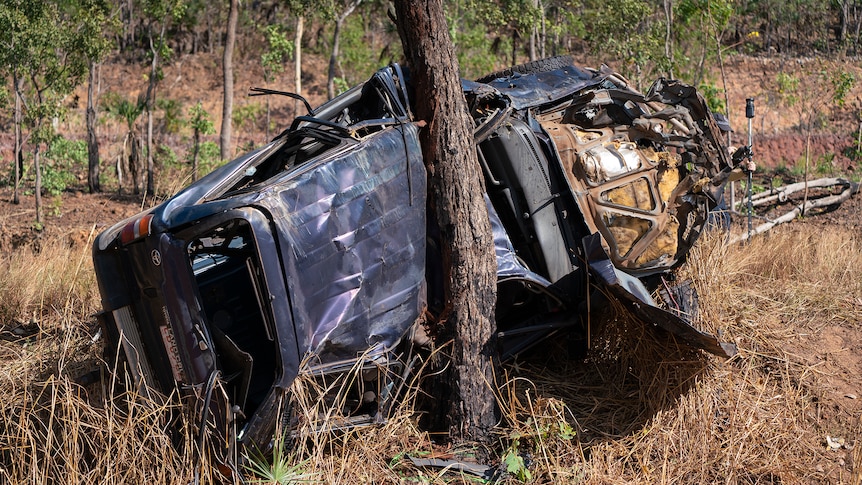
[1,222,861,483]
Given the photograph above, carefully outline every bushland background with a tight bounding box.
[1,1,861,483]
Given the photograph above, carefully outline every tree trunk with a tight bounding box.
[87,61,101,193]
[13,74,23,205]
[192,128,200,182]
[840,0,850,47]
[130,131,140,194]
[539,0,545,59]
[220,0,238,160]
[328,0,361,100]
[664,0,673,79]
[854,2,862,55]
[511,29,519,66]
[34,145,42,226]
[294,15,304,115]
[529,0,538,61]
[393,0,499,444]
[126,0,135,50]
[117,137,125,196]
[145,23,165,198]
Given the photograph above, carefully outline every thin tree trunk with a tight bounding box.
[117,136,125,196]
[803,131,811,216]
[265,98,271,141]
[328,0,361,100]
[145,23,166,198]
[34,145,42,226]
[125,0,134,50]
[192,128,200,181]
[664,0,673,79]
[13,74,23,205]
[694,16,707,87]
[539,0,545,59]
[294,15,304,115]
[529,0,538,61]
[394,0,499,445]
[130,131,140,194]
[220,0,238,160]
[87,61,101,193]
[511,29,518,66]
[854,1,862,54]
[327,19,343,100]
[712,2,731,125]
[841,0,850,47]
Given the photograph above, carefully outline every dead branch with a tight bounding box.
[730,178,860,244]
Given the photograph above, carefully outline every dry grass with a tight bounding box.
[2,222,861,483]
[0,227,99,331]
[0,235,216,483]
[494,224,862,484]
[0,378,218,483]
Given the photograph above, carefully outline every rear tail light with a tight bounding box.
[120,214,154,245]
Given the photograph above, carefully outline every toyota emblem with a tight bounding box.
[151,249,162,266]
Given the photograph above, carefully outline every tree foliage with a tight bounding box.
[2,0,861,211]
[0,0,112,220]
[188,101,214,181]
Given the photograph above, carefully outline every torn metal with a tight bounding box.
[92,57,739,467]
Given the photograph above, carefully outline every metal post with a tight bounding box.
[745,98,755,242]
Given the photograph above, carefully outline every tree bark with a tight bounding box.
[294,15,304,115]
[87,61,101,193]
[327,0,361,100]
[393,0,499,444]
[145,22,166,198]
[130,130,141,194]
[220,0,238,160]
[529,0,538,61]
[13,74,23,205]
[34,145,42,226]
[664,0,674,79]
[192,127,200,181]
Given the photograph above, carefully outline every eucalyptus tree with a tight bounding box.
[0,0,109,223]
[285,0,331,113]
[326,0,361,99]
[581,0,667,88]
[103,94,146,194]
[188,101,214,181]
[260,24,293,140]
[142,0,186,197]
[220,0,237,160]
[394,0,499,445]
[80,0,114,193]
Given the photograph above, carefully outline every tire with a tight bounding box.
[475,55,575,83]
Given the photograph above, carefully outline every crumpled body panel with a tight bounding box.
[261,124,427,364]
[92,60,740,462]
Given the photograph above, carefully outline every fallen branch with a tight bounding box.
[751,178,849,207]
[746,177,852,208]
[730,178,860,244]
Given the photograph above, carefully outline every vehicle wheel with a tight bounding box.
[475,55,574,83]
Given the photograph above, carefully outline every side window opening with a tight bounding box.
[187,219,278,420]
[219,70,409,199]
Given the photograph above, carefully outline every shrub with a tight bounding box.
[42,136,87,195]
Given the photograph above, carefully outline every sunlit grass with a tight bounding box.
[1,222,860,483]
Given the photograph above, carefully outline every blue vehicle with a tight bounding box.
[93,57,738,465]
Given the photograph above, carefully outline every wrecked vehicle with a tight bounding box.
[93,56,738,464]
